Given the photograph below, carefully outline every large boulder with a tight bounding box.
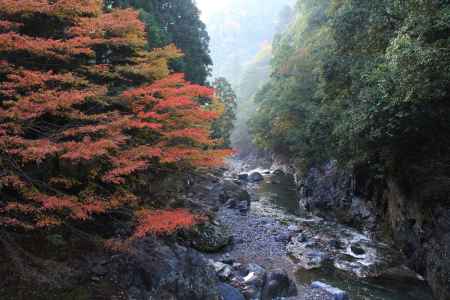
[110,238,220,300]
[220,180,251,204]
[182,222,232,253]
[262,269,297,300]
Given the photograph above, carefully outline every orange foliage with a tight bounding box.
[133,209,205,238]
[0,0,231,237]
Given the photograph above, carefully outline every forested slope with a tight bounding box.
[0,1,231,299]
[249,1,450,299]
[110,0,212,85]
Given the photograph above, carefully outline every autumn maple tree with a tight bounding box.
[0,0,230,236]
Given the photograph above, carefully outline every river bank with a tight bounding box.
[204,159,435,300]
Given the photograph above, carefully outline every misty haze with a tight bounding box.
[0,1,448,300]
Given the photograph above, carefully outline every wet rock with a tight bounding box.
[210,260,233,280]
[242,263,267,300]
[248,172,264,182]
[185,222,232,253]
[262,269,297,300]
[238,173,249,181]
[350,243,366,256]
[333,254,371,278]
[218,283,246,300]
[310,281,349,300]
[287,236,328,270]
[220,268,233,281]
[272,169,285,176]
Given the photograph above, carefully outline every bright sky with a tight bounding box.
[195,0,230,21]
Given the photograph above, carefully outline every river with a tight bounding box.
[212,162,435,300]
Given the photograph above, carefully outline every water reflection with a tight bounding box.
[251,171,435,300]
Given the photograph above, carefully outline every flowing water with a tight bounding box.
[250,170,435,300]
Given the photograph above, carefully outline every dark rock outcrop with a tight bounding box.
[110,238,220,300]
[294,160,450,300]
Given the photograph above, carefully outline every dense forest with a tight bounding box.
[250,0,450,181]
[0,1,449,300]
[245,1,450,299]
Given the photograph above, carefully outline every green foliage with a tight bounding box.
[111,0,212,84]
[212,78,237,148]
[250,0,450,178]
[232,44,272,157]
[204,0,294,85]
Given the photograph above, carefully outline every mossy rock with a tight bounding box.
[183,222,232,253]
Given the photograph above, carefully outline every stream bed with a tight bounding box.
[212,163,435,300]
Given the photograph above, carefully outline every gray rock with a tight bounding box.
[238,173,249,181]
[272,169,285,176]
[287,237,328,270]
[220,180,251,204]
[184,222,232,253]
[262,269,297,300]
[218,283,246,300]
[248,172,264,182]
[112,238,220,300]
[350,243,366,256]
[211,260,233,281]
[220,266,233,281]
[242,264,267,300]
[311,281,348,300]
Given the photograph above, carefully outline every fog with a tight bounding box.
[195,0,295,156]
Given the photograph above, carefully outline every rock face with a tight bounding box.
[295,160,450,300]
[286,218,402,278]
[110,238,220,300]
[297,161,376,231]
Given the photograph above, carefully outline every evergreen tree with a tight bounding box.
[111,0,212,85]
[212,78,237,148]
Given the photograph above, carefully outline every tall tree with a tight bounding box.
[0,0,229,234]
[111,0,212,85]
[212,77,237,148]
